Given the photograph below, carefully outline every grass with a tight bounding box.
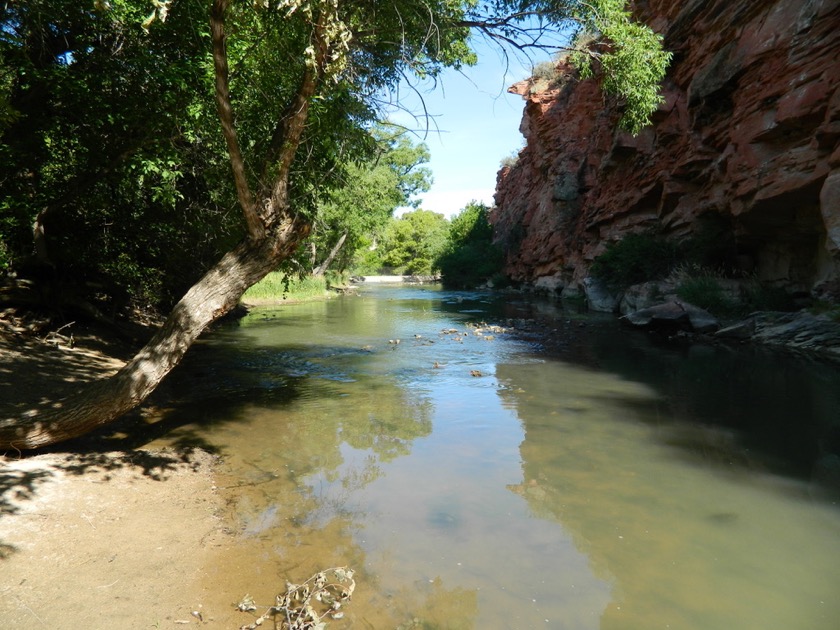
[809,300,840,322]
[242,272,329,303]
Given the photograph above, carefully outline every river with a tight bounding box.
[148,283,840,629]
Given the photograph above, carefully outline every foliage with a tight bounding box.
[0,0,675,447]
[680,216,739,273]
[500,151,520,169]
[809,300,840,322]
[590,231,680,292]
[309,124,432,275]
[238,566,356,630]
[529,58,560,92]
[676,275,738,316]
[569,0,672,134]
[349,241,387,275]
[0,0,669,306]
[531,59,559,82]
[0,0,235,306]
[742,282,797,313]
[378,209,450,275]
[242,272,329,303]
[675,270,799,318]
[437,201,504,288]
[595,226,800,317]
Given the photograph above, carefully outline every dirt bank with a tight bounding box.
[0,318,231,629]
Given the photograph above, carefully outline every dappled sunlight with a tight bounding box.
[0,331,128,418]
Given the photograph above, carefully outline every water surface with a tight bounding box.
[150,284,840,629]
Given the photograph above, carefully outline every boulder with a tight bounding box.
[715,318,756,340]
[622,300,719,333]
[619,280,677,314]
[533,275,565,294]
[582,277,619,312]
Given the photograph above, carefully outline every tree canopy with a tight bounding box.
[379,209,450,275]
[436,201,503,288]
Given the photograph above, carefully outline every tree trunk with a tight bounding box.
[32,208,51,266]
[312,231,347,277]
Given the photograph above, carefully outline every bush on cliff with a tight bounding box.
[675,275,738,316]
[590,232,680,292]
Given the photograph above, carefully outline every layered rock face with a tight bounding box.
[492,0,840,300]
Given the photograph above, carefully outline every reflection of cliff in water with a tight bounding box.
[611,325,838,483]
[496,357,840,630]
[488,292,840,483]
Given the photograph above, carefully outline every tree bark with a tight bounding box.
[0,1,328,450]
[210,0,262,241]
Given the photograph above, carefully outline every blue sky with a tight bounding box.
[389,39,552,218]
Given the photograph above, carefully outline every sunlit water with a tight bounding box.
[148,284,840,629]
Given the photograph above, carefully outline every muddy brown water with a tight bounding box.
[147,284,840,629]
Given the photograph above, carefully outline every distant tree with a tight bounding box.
[437,201,503,287]
[380,210,450,275]
[310,126,431,276]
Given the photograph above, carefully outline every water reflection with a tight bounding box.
[497,360,840,629]
[140,285,840,629]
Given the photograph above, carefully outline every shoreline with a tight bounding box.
[0,318,231,629]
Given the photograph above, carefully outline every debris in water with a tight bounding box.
[238,566,356,630]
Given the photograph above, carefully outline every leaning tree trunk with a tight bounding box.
[0,217,309,450]
[312,231,347,277]
[0,0,332,450]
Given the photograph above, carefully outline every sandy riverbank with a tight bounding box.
[0,321,232,629]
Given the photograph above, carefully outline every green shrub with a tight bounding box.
[350,247,384,275]
[531,60,558,82]
[437,242,503,288]
[437,203,503,288]
[676,276,738,315]
[0,239,10,273]
[743,283,796,312]
[325,269,351,288]
[500,152,520,169]
[590,232,681,292]
[809,300,840,322]
[489,272,512,289]
[681,216,738,272]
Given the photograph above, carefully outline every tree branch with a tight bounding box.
[210,0,263,241]
[265,11,331,223]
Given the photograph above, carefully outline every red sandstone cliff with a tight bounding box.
[492,0,840,302]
